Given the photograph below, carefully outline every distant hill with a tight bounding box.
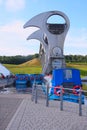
[19,58,41,67]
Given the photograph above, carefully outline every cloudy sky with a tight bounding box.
[0,0,87,56]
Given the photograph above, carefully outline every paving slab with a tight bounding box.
[0,96,22,130]
[6,95,87,130]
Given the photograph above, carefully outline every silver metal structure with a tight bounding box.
[24,11,70,74]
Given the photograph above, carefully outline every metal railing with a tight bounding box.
[31,82,87,116]
[0,78,14,88]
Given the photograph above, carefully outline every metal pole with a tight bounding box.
[46,83,49,107]
[31,83,35,101]
[79,88,82,116]
[60,86,63,111]
[35,84,37,104]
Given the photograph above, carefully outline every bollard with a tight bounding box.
[60,86,63,111]
[79,88,82,116]
[35,84,37,104]
[31,83,35,101]
[46,84,49,107]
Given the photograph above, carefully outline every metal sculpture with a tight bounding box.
[24,11,70,74]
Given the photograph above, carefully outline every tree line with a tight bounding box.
[65,55,87,63]
[0,54,87,64]
[0,54,39,64]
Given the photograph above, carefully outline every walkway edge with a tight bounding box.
[6,99,27,130]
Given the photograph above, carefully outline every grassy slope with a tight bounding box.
[19,58,41,67]
[4,58,42,74]
[4,59,87,76]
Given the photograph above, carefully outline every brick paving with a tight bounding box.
[0,95,22,130]
[4,94,87,130]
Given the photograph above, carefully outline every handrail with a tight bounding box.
[31,83,87,116]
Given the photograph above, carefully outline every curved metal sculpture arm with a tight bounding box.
[23,11,70,34]
[27,30,47,50]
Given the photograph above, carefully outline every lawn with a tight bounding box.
[4,62,87,76]
[4,64,42,74]
[67,63,87,77]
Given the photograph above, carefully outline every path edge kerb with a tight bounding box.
[6,99,27,130]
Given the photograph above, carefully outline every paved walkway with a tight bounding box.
[0,95,22,130]
[0,93,30,130]
[1,93,86,130]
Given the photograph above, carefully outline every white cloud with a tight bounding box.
[5,0,25,11]
[0,21,40,56]
[64,28,87,55]
[0,20,38,39]
[0,22,87,56]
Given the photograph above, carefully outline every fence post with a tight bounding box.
[31,83,35,101]
[35,84,38,104]
[60,85,63,111]
[46,83,49,107]
[79,88,82,116]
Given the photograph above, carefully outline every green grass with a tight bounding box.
[82,84,87,91]
[4,64,42,74]
[67,63,87,77]
[82,84,87,96]
[3,58,42,74]
[4,61,87,77]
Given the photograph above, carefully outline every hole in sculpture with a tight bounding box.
[47,15,66,34]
